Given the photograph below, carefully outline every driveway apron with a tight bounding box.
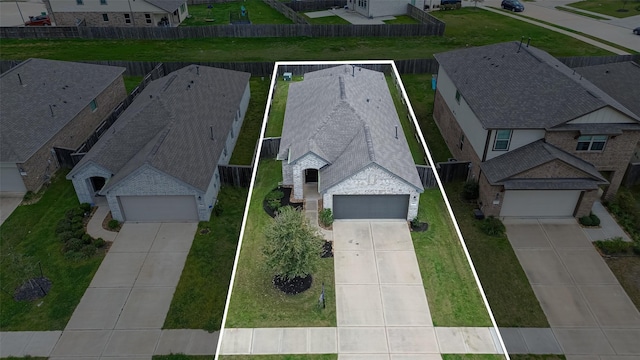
[505,218,640,357]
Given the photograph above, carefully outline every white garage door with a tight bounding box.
[0,163,26,193]
[118,195,198,222]
[500,190,581,218]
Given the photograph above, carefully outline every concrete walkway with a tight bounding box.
[582,201,632,242]
[86,197,118,242]
[505,218,640,358]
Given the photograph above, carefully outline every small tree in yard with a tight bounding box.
[263,206,324,292]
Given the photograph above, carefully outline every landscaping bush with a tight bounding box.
[319,208,333,227]
[590,212,601,226]
[107,219,120,230]
[265,189,284,202]
[63,238,84,253]
[595,237,632,255]
[71,215,84,224]
[80,202,92,213]
[56,219,72,234]
[479,216,505,237]
[462,180,479,201]
[580,215,593,226]
[263,206,324,281]
[93,238,106,248]
[81,234,93,244]
[81,245,97,258]
[57,231,74,242]
[267,198,282,212]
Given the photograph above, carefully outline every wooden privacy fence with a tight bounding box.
[263,0,309,24]
[260,137,281,159]
[218,165,253,187]
[416,161,470,189]
[416,165,438,188]
[623,162,640,187]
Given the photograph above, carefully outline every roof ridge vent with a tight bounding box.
[338,76,346,100]
[150,125,172,156]
[161,74,178,92]
[363,125,375,161]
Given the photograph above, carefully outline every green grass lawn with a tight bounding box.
[224,159,336,328]
[123,75,143,93]
[413,189,491,326]
[386,75,426,165]
[384,15,420,24]
[0,8,612,63]
[163,186,248,331]
[230,77,271,165]
[0,172,105,330]
[219,356,337,360]
[304,15,351,25]
[401,73,452,163]
[265,80,291,138]
[555,6,609,20]
[181,1,293,25]
[444,182,549,327]
[567,0,640,18]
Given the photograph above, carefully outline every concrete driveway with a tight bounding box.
[505,218,640,357]
[50,222,198,359]
[0,194,23,226]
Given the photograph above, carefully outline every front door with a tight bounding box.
[305,169,318,183]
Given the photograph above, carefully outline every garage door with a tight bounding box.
[500,190,581,217]
[0,163,26,193]
[118,195,198,222]
[333,195,409,219]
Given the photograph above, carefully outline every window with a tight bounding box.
[576,135,607,151]
[89,99,97,112]
[102,13,109,21]
[455,90,461,104]
[493,130,512,151]
[124,13,131,23]
[100,0,107,4]
[76,0,83,4]
[145,13,151,24]
[459,134,465,150]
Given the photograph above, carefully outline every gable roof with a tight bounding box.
[434,42,639,130]
[68,65,250,193]
[480,140,608,187]
[145,0,185,12]
[574,61,640,119]
[278,65,423,192]
[0,58,125,163]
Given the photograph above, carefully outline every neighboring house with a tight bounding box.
[433,42,640,218]
[277,65,424,220]
[43,0,188,27]
[345,0,425,18]
[0,58,126,195]
[67,65,251,222]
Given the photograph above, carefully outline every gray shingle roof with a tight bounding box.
[68,65,250,193]
[574,61,640,119]
[0,59,125,162]
[278,65,423,192]
[145,0,185,12]
[503,179,600,190]
[433,42,639,129]
[480,140,607,185]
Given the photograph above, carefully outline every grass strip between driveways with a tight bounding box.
[413,189,491,326]
[0,172,104,331]
[0,9,612,63]
[225,159,337,328]
[565,0,640,18]
[554,6,609,20]
[163,185,248,331]
[444,182,549,327]
[230,77,272,165]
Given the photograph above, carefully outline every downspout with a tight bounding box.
[482,129,491,162]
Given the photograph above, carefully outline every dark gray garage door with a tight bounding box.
[118,195,198,222]
[333,195,409,219]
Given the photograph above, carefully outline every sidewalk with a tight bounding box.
[582,201,632,242]
[86,197,118,242]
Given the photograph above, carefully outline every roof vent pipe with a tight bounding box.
[49,104,54,117]
[395,126,398,139]
[210,126,214,140]
[517,36,524,53]
[526,37,531,47]
[17,73,23,86]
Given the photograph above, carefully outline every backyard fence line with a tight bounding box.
[416,165,438,188]
[623,163,640,187]
[218,165,253,187]
[263,0,310,24]
[260,137,282,159]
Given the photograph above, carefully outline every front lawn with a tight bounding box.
[444,182,549,327]
[0,172,104,330]
[413,189,491,326]
[224,159,336,328]
[181,1,293,25]
[567,0,640,18]
[163,185,248,331]
[230,77,271,165]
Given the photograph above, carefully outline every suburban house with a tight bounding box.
[277,65,424,220]
[433,42,640,218]
[345,0,424,18]
[0,58,126,195]
[67,65,251,222]
[43,0,188,27]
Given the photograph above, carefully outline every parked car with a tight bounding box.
[634,27,640,35]
[501,0,524,12]
[24,15,51,26]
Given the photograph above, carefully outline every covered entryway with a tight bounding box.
[89,177,106,194]
[305,169,318,183]
[500,190,581,217]
[333,194,409,219]
[118,195,198,222]
[0,163,26,193]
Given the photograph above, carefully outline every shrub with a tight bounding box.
[63,238,84,253]
[93,238,106,248]
[263,206,325,280]
[479,216,505,237]
[81,234,93,244]
[579,215,593,226]
[56,219,72,234]
[64,251,85,261]
[81,245,97,258]
[320,208,333,227]
[266,189,284,202]
[57,231,74,242]
[590,213,600,226]
[411,217,420,227]
[80,203,92,213]
[73,229,85,239]
[108,219,120,230]
[22,191,35,202]
[462,180,479,201]
[71,215,84,224]
[595,237,632,255]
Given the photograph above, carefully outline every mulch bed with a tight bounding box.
[14,277,52,301]
[101,211,121,232]
[410,221,429,232]
[273,274,313,294]
[263,186,303,218]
